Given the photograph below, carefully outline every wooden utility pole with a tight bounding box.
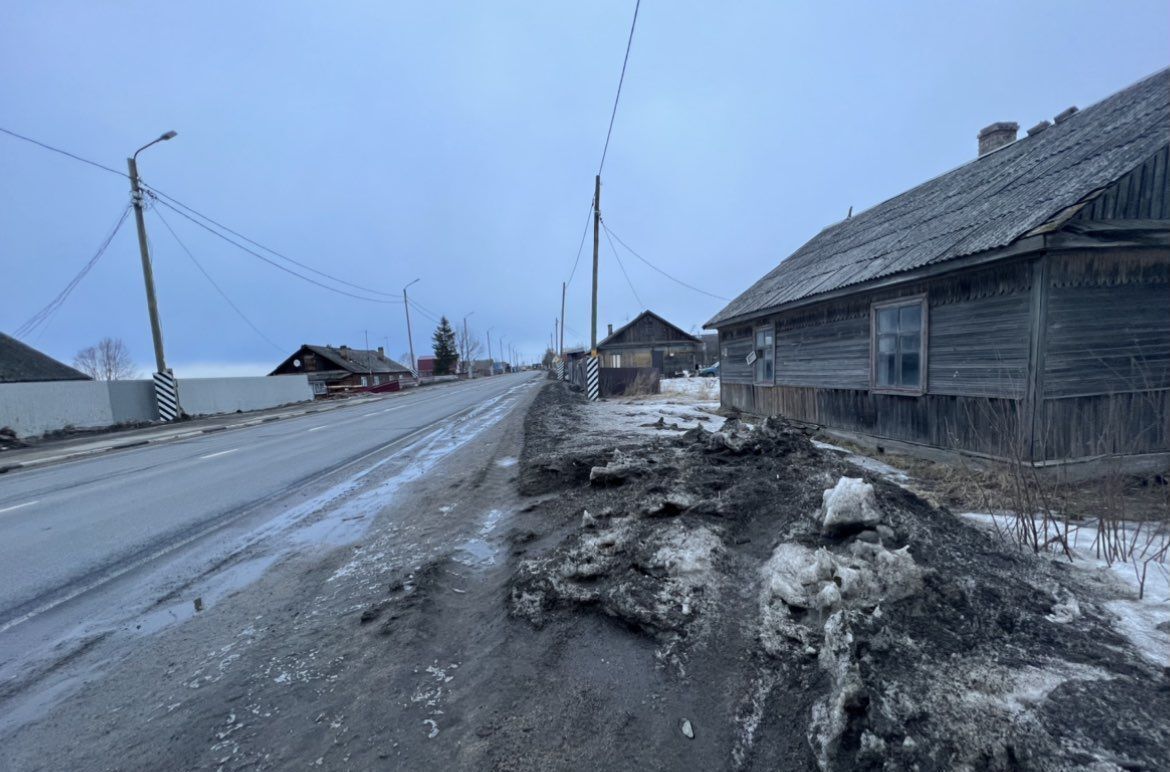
[559,281,566,356]
[403,279,419,381]
[590,174,600,354]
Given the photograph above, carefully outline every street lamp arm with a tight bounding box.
[133,130,178,161]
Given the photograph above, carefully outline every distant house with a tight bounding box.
[416,356,436,377]
[270,344,412,395]
[0,332,90,383]
[598,311,703,376]
[706,69,1170,468]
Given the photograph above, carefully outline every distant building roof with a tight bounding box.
[270,344,412,377]
[0,332,90,383]
[708,68,1170,327]
[599,310,702,348]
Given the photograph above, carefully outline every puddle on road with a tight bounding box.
[131,554,280,637]
[453,507,510,567]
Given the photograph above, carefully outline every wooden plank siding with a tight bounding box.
[719,327,754,384]
[718,247,1169,462]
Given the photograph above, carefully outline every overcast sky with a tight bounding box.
[2,1,1167,376]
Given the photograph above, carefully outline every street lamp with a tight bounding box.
[462,311,475,378]
[402,278,420,380]
[127,130,179,420]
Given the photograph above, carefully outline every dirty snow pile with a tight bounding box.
[513,384,1170,770]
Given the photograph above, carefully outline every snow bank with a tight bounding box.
[962,512,1170,667]
[660,377,720,402]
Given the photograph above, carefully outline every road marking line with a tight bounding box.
[0,500,38,514]
[308,425,330,432]
[199,448,240,460]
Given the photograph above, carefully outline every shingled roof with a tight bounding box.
[269,344,412,377]
[0,332,91,383]
[707,68,1170,328]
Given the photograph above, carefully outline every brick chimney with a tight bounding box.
[607,323,613,336]
[977,121,1018,156]
[377,346,384,356]
[339,344,349,360]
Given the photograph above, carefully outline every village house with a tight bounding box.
[269,344,412,395]
[0,332,91,383]
[706,69,1170,470]
[598,310,703,376]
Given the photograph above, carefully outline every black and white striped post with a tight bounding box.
[586,355,599,401]
[153,370,180,422]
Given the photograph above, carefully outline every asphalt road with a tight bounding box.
[0,372,540,631]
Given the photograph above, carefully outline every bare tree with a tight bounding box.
[74,337,138,381]
[457,326,483,374]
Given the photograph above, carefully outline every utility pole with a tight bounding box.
[127,131,177,376]
[591,174,601,355]
[464,316,472,378]
[559,281,566,357]
[403,279,419,381]
[128,130,180,421]
[485,328,493,376]
[364,329,374,386]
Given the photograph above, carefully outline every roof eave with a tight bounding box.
[704,234,1047,329]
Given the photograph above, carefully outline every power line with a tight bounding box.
[1,125,406,301]
[601,219,730,301]
[152,207,286,354]
[15,206,131,340]
[603,224,644,309]
[408,298,442,326]
[0,126,127,179]
[597,0,642,176]
[565,203,593,287]
[144,187,402,299]
[153,198,401,305]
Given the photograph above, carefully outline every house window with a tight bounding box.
[612,353,622,367]
[754,325,774,383]
[871,297,927,393]
[360,375,369,387]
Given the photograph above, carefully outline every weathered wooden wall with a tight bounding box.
[1036,248,1170,459]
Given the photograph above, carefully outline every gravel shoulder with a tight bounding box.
[3,377,1166,771]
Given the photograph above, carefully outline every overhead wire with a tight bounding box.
[152,207,286,354]
[1,125,407,302]
[601,219,730,301]
[0,125,128,179]
[152,197,400,305]
[14,206,131,339]
[602,224,644,309]
[597,0,642,176]
[143,186,403,299]
[563,0,642,288]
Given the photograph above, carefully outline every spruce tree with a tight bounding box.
[432,316,459,375]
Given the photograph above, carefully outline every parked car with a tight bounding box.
[698,361,719,377]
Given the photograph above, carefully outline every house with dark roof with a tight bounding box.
[706,69,1170,468]
[598,310,703,376]
[269,344,412,394]
[0,332,90,383]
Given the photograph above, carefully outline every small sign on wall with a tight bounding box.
[745,351,758,365]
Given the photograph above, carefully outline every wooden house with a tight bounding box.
[270,344,412,395]
[598,310,703,376]
[0,332,90,383]
[706,69,1170,470]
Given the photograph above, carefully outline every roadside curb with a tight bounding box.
[0,376,506,474]
[0,396,383,474]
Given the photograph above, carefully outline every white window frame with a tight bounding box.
[754,323,775,385]
[870,295,928,396]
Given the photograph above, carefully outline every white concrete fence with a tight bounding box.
[0,375,314,438]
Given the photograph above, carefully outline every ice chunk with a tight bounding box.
[819,477,882,535]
